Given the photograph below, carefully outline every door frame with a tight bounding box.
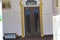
[20,0,44,37]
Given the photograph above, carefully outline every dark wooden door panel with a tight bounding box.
[24,7,40,37]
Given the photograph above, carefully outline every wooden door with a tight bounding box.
[24,7,40,37]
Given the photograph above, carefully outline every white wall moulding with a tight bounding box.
[26,0,37,5]
[4,33,18,39]
[22,0,40,7]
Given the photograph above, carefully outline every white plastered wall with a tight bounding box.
[42,0,53,35]
[3,0,22,36]
[3,0,53,36]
